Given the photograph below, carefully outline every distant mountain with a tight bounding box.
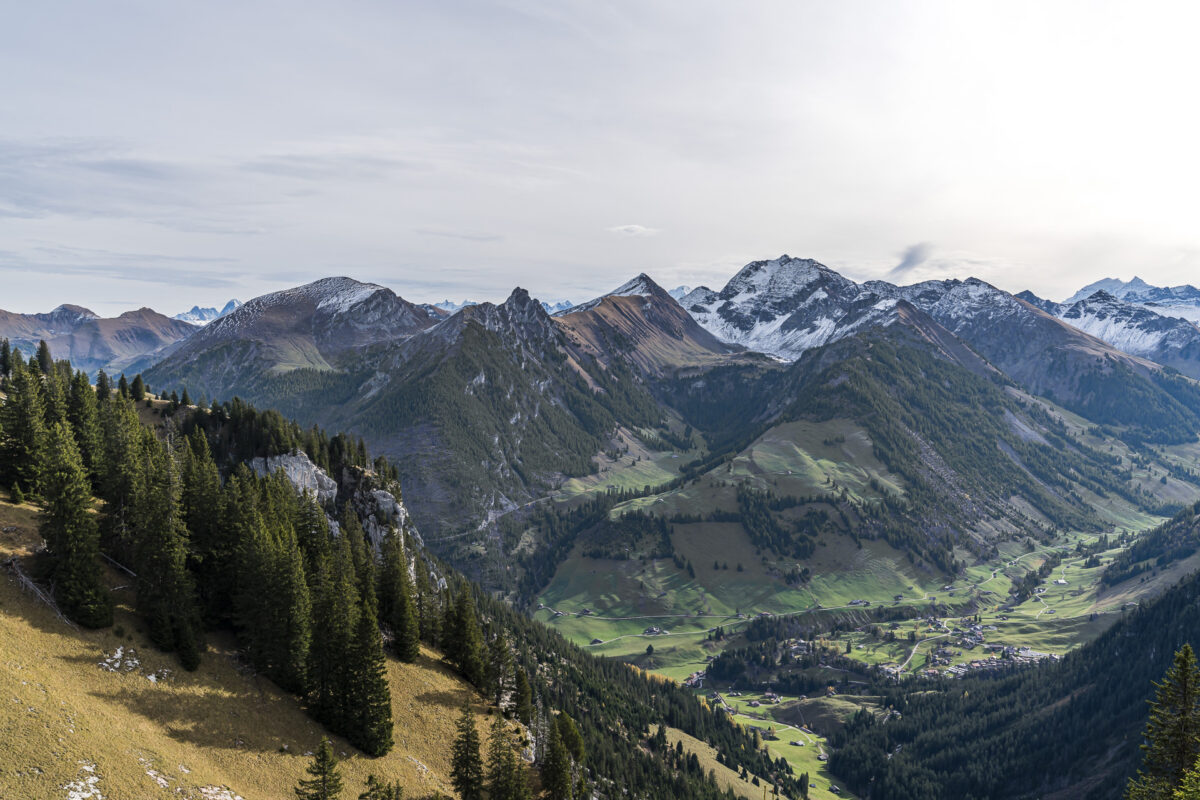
[173,299,242,325]
[432,298,476,312]
[1019,289,1200,379]
[554,273,749,376]
[682,255,1200,445]
[1065,276,1200,322]
[143,277,433,400]
[0,304,195,376]
[540,299,573,314]
[668,285,693,301]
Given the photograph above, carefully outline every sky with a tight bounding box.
[3,1,1200,316]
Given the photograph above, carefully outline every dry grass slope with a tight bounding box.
[0,495,498,800]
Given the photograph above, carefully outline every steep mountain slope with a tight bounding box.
[0,304,196,376]
[144,277,433,400]
[554,274,751,376]
[173,299,242,325]
[1017,289,1200,379]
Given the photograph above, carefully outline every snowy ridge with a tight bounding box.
[1065,276,1200,322]
[561,273,663,315]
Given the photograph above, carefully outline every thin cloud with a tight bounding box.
[607,224,659,237]
[415,227,503,242]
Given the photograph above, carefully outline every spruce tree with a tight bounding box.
[131,435,203,669]
[130,374,145,402]
[379,530,420,662]
[182,430,229,623]
[40,422,112,628]
[445,588,484,687]
[309,537,359,732]
[486,629,513,708]
[511,668,533,726]
[36,339,53,374]
[117,374,129,398]
[1127,644,1200,799]
[0,337,10,378]
[347,591,393,756]
[450,705,484,800]
[296,738,344,800]
[0,359,48,493]
[180,387,191,407]
[541,722,572,800]
[66,370,102,481]
[95,370,111,403]
[486,717,531,800]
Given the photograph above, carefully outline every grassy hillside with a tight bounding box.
[0,495,501,800]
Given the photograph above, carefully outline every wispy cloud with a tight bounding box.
[606,224,659,237]
[415,227,503,242]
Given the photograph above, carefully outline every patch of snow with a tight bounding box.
[199,787,246,800]
[63,763,103,800]
[98,646,140,673]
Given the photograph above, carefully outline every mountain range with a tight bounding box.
[173,299,242,325]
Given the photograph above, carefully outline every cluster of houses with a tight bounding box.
[642,625,668,636]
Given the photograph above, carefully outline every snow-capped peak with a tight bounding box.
[561,273,666,315]
[174,299,242,325]
[668,285,693,301]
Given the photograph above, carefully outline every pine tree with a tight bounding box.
[358,775,403,800]
[0,359,48,494]
[413,558,440,646]
[180,387,191,407]
[346,591,393,756]
[0,337,10,378]
[296,738,344,800]
[117,374,129,398]
[555,712,585,765]
[1127,644,1200,799]
[40,422,112,628]
[379,530,420,662]
[130,374,145,402]
[450,706,484,800]
[182,431,229,623]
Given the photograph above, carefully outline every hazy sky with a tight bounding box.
[3,1,1200,315]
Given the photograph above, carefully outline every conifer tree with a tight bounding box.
[180,387,191,406]
[296,738,344,800]
[346,591,393,756]
[0,359,48,494]
[444,588,484,687]
[358,775,403,800]
[182,430,229,622]
[486,717,531,800]
[0,337,10,378]
[486,629,513,708]
[541,722,572,800]
[309,536,360,732]
[36,339,53,374]
[117,374,129,398]
[130,374,145,402]
[451,706,484,800]
[512,668,533,726]
[1127,644,1200,799]
[40,422,112,628]
[379,530,420,662]
[95,370,111,403]
[413,558,440,646]
[66,370,102,481]
[132,435,203,669]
